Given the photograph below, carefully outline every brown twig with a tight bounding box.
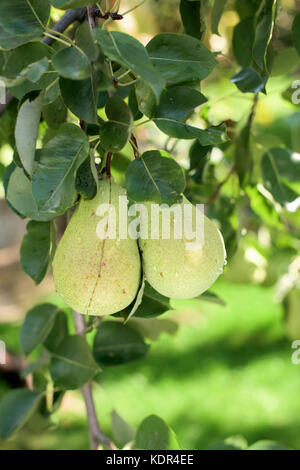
[205,165,237,204]
[105,152,113,177]
[130,134,140,158]
[73,311,117,450]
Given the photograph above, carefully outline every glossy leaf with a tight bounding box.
[135,415,181,450]
[32,123,89,218]
[135,80,158,118]
[60,76,98,123]
[20,220,55,284]
[233,17,255,68]
[127,281,173,319]
[261,148,300,207]
[75,153,98,200]
[0,389,42,439]
[231,67,267,93]
[52,46,91,81]
[15,94,42,176]
[189,140,211,182]
[93,322,149,366]
[180,0,203,39]
[20,303,59,355]
[75,21,98,62]
[128,317,178,341]
[44,311,69,353]
[292,13,300,57]
[147,33,217,85]
[50,335,97,389]
[252,0,278,73]
[211,0,227,35]
[99,95,133,151]
[126,150,186,205]
[111,410,136,447]
[0,0,50,50]
[235,123,252,188]
[42,95,67,130]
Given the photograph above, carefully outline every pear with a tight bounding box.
[53,178,141,316]
[138,197,226,299]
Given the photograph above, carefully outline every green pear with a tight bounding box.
[53,178,141,316]
[138,197,226,299]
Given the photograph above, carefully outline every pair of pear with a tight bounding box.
[53,178,226,315]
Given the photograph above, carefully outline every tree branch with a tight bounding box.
[205,165,237,204]
[0,7,86,117]
[73,311,117,450]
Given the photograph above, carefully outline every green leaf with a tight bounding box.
[0,389,43,439]
[248,440,288,450]
[0,0,50,50]
[135,415,181,450]
[75,21,98,62]
[44,311,69,353]
[42,95,67,130]
[235,123,252,188]
[252,0,278,73]
[50,335,97,389]
[20,220,55,284]
[233,17,255,68]
[128,317,178,341]
[126,150,186,205]
[211,0,227,35]
[20,303,59,355]
[261,148,300,207]
[99,95,133,151]
[15,94,42,176]
[135,80,158,118]
[93,321,149,366]
[75,153,98,200]
[197,291,226,306]
[231,67,267,93]
[189,140,211,182]
[32,123,89,217]
[52,46,91,81]
[147,33,217,86]
[50,0,95,8]
[180,0,203,39]
[292,13,300,57]
[60,76,98,123]
[94,30,164,99]
[126,281,173,319]
[111,410,136,447]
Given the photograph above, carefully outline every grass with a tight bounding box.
[1,280,300,450]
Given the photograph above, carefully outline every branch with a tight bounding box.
[0,7,86,117]
[73,311,117,450]
[205,165,237,204]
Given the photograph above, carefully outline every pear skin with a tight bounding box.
[53,178,141,315]
[139,197,226,299]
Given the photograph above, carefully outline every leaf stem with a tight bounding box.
[121,0,147,16]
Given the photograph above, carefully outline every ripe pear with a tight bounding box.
[53,177,141,316]
[138,197,226,299]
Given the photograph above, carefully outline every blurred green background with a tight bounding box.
[0,0,300,450]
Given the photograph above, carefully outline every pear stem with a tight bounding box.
[105,152,113,177]
[73,311,117,450]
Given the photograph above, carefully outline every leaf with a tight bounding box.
[292,13,300,57]
[20,303,59,355]
[60,76,98,123]
[196,291,226,306]
[42,95,67,130]
[231,67,267,93]
[50,335,97,389]
[111,410,136,447]
[125,150,186,205]
[75,21,98,62]
[128,317,178,341]
[128,281,173,319]
[75,153,98,200]
[94,30,164,99]
[189,140,211,182]
[211,0,227,35]
[124,277,146,323]
[146,33,217,86]
[32,123,89,218]
[179,0,203,40]
[261,148,300,207]
[135,80,158,118]
[248,440,288,450]
[6,166,49,221]
[0,0,50,50]
[135,415,181,450]
[0,389,43,439]
[15,94,42,176]
[99,95,133,151]
[52,46,91,81]
[44,311,69,353]
[235,123,252,188]
[93,321,149,366]
[233,17,255,68]
[20,220,55,284]
[252,0,278,73]
[50,0,95,8]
